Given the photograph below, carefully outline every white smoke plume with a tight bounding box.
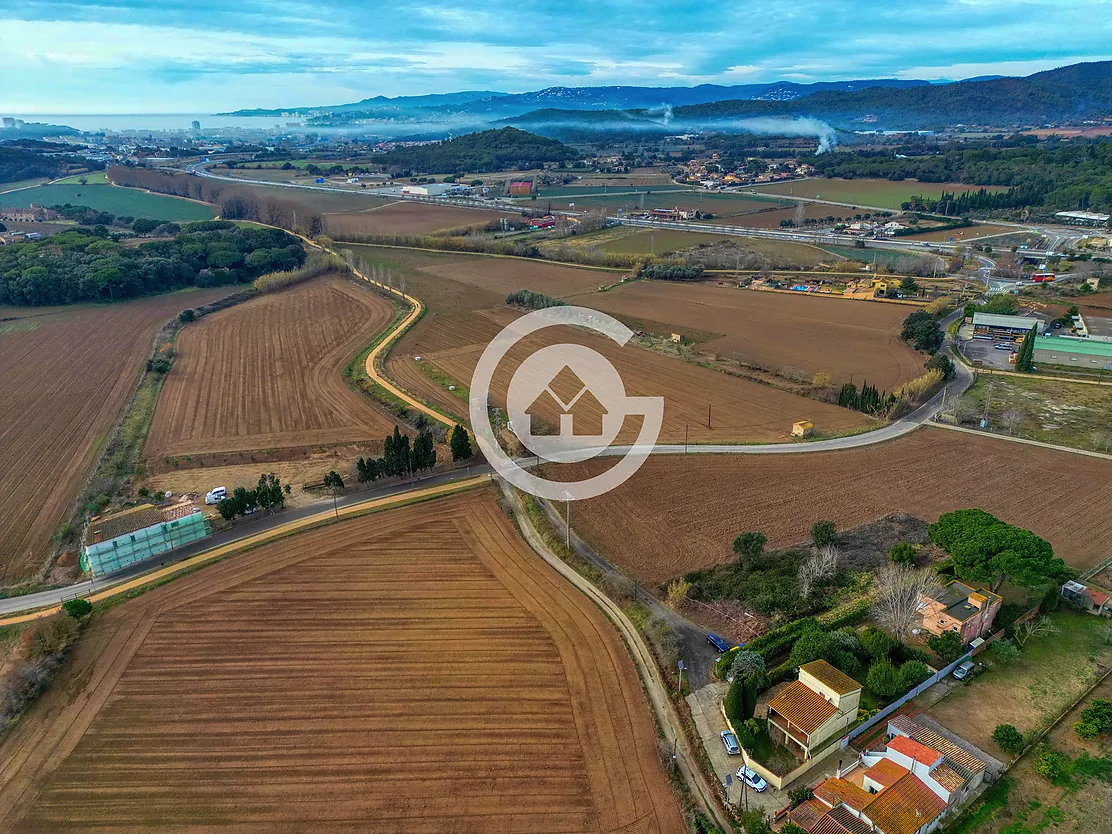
[731,117,838,153]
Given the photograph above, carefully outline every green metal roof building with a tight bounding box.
[81,502,210,577]
[1032,335,1112,369]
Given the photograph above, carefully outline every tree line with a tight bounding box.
[505,289,567,310]
[0,221,305,306]
[216,473,290,521]
[371,128,579,175]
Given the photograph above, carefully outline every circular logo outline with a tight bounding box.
[469,306,664,500]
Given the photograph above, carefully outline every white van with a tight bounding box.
[205,487,227,505]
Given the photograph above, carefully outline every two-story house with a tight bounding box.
[919,580,1001,643]
[766,660,862,759]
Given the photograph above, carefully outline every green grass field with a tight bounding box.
[0,178,50,193]
[535,184,691,198]
[541,191,783,217]
[0,184,215,221]
[751,178,1008,211]
[958,374,1112,452]
[51,172,109,185]
[592,228,734,254]
[821,245,938,271]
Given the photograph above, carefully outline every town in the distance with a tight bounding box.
[2,20,1112,834]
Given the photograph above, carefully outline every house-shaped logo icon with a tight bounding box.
[525,365,609,438]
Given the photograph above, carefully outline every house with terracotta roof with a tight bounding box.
[789,714,987,834]
[919,580,1001,643]
[1061,579,1112,616]
[767,660,862,759]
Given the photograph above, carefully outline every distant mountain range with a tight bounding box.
[218,78,930,119]
[220,62,1112,135]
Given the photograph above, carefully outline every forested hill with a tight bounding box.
[0,142,105,184]
[375,128,579,174]
[675,61,1112,129]
[806,139,1112,214]
[0,222,305,307]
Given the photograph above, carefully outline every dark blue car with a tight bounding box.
[706,633,731,653]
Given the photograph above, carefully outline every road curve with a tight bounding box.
[500,479,733,833]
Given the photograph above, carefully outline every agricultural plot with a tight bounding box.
[712,202,856,229]
[962,673,1112,834]
[146,275,398,459]
[0,184,214,221]
[586,281,925,389]
[924,611,1112,755]
[592,228,737,255]
[750,178,1008,211]
[0,491,684,833]
[899,222,1015,243]
[0,289,232,582]
[422,306,871,445]
[545,191,779,219]
[956,374,1112,452]
[559,427,1112,586]
[324,201,513,237]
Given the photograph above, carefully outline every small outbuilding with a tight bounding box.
[792,420,814,437]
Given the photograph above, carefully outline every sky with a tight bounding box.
[4,0,1112,114]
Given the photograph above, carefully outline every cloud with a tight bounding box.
[2,0,1112,113]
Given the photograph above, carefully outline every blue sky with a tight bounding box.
[4,0,1112,114]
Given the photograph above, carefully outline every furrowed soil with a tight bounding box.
[350,246,870,439]
[554,427,1112,586]
[324,202,514,237]
[0,490,685,834]
[146,274,399,459]
[0,289,232,583]
[585,281,925,390]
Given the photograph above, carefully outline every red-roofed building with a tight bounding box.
[1061,580,1112,616]
[887,736,943,769]
[803,714,989,834]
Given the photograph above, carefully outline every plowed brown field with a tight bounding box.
[586,281,925,389]
[324,202,513,236]
[146,275,398,458]
[0,490,684,834]
[559,427,1112,586]
[0,289,231,582]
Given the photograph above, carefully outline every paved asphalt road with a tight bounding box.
[3,309,972,617]
[0,464,493,617]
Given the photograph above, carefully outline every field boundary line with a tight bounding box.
[337,240,629,272]
[0,475,489,628]
[931,421,1112,461]
[499,479,732,832]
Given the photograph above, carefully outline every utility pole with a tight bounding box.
[707,404,712,429]
[685,424,689,454]
[565,492,571,550]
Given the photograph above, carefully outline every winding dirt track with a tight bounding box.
[0,490,684,834]
[146,275,398,458]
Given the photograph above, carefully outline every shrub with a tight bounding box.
[729,650,766,683]
[889,542,916,567]
[61,599,93,620]
[788,628,835,668]
[733,531,767,563]
[993,723,1026,753]
[1076,699,1112,737]
[1034,748,1069,783]
[866,659,901,699]
[927,631,965,664]
[860,626,893,660]
[788,786,813,809]
[993,639,1022,664]
[724,675,749,724]
[811,520,837,548]
[899,660,930,690]
[1074,720,1100,741]
[21,615,79,661]
[817,599,871,630]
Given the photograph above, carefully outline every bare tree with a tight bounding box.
[950,396,976,426]
[1015,615,1061,647]
[1092,430,1112,453]
[799,545,840,599]
[999,409,1025,435]
[872,564,940,642]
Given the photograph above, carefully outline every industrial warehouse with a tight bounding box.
[971,312,1045,340]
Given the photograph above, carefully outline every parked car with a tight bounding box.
[953,660,975,680]
[720,731,741,756]
[205,487,227,505]
[993,343,1014,351]
[707,633,732,653]
[735,766,768,792]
